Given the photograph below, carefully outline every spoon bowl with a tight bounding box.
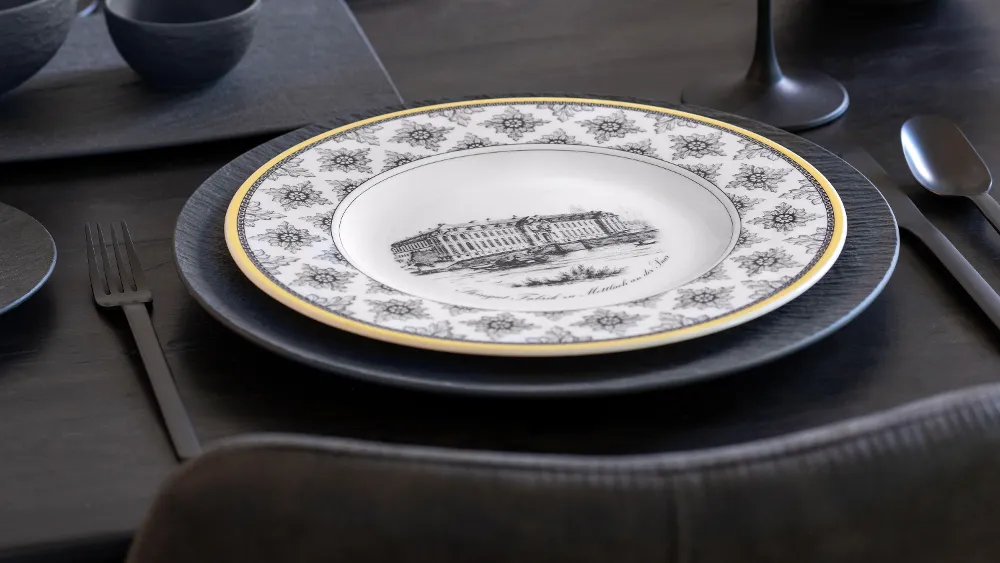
[901,115,1000,232]
[901,116,992,196]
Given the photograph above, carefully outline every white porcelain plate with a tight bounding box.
[225,98,846,357]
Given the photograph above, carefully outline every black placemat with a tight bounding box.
[0,0,402,163]
[174,95,899,397]
[0,203,56,315]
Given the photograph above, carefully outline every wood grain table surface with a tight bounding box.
[2,0,1000,560]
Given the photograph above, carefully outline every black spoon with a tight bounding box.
[901,115,1000,233]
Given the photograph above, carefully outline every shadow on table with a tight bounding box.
[0,67,210,149]
[0,288,56,375]
[780,0,972,61]
[174,297,890,456]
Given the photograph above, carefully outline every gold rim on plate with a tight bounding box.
[224,97,847,356]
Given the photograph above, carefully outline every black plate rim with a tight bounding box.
[0,203,57,315]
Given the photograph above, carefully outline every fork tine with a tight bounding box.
[120,221,149,291]
[110,222,135,292]
[85,223,109,298]
[96,223,123,294]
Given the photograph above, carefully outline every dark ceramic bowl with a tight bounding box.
[0,0,75,97]
[104,0,260,90]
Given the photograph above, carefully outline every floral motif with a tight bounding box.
[427,107,485,126]
[449,133,498,151]
[332,124,382,146]
[676,162,723,184]
[727,193,764,217]
[381,151,424,173]
[327,178,367,200]
[306,294,355,314]
[780,178,824,204]
[785,227,828,252]
[735,227,765,250]
[571,309,646,335]
[480,107,548,140]
[317,247,349,265]
[264,180,331,211]
[294,264,356,291]
[243,201,284,228]
[317,147,372,174]
[613,139,659,158]
[252,249,298,273]
[389,120,452,151]
[743,276,795,300]
[526,327,594,344]
[537,102,594,122]
[462,312,536,340]
[652,312,710,331]
[733,137,780,161]
[444,304,479,316]
[675,286,735,310]
[725,164,790,193]
[669,132,725,159]
[252,221,322,253]
[367,299,430,323]
[732,247,801,277]
[648,113,698,133]
[625,294,664,308]
[403,321,455,338]
[270,157,314,178]
[749,202,820,233]
[578,110,644,143]
[538,129,581,144]
[366,279,402,295]
[695,264,729,282]
[303,210,336,232]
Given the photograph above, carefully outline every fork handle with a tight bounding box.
[123,303,202,461]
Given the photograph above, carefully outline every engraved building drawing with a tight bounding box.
[391,211,635,266]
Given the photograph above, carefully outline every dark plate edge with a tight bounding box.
[174,93,900,397]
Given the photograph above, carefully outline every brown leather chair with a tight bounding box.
[127,383,1000,563]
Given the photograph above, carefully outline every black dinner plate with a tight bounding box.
[174,95,898,397]
[0,203,56,315]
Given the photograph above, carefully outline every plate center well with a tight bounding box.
[333,145,740,312]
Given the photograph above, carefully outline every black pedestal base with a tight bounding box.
[682,70,849,132]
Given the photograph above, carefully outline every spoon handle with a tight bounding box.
[970,193,1000,234]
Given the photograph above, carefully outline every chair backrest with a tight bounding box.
[127,383,1000,563]
[125,437,672,563]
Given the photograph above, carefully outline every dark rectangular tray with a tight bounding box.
[0,0,402,163]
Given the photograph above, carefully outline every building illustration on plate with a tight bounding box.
[391,210,656,272]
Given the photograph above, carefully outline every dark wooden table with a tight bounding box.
[3,0,1000,560]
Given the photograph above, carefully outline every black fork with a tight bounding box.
[86,222,201,461]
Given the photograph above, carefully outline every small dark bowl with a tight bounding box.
[0,0,75,97]
[104,0,260,90]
